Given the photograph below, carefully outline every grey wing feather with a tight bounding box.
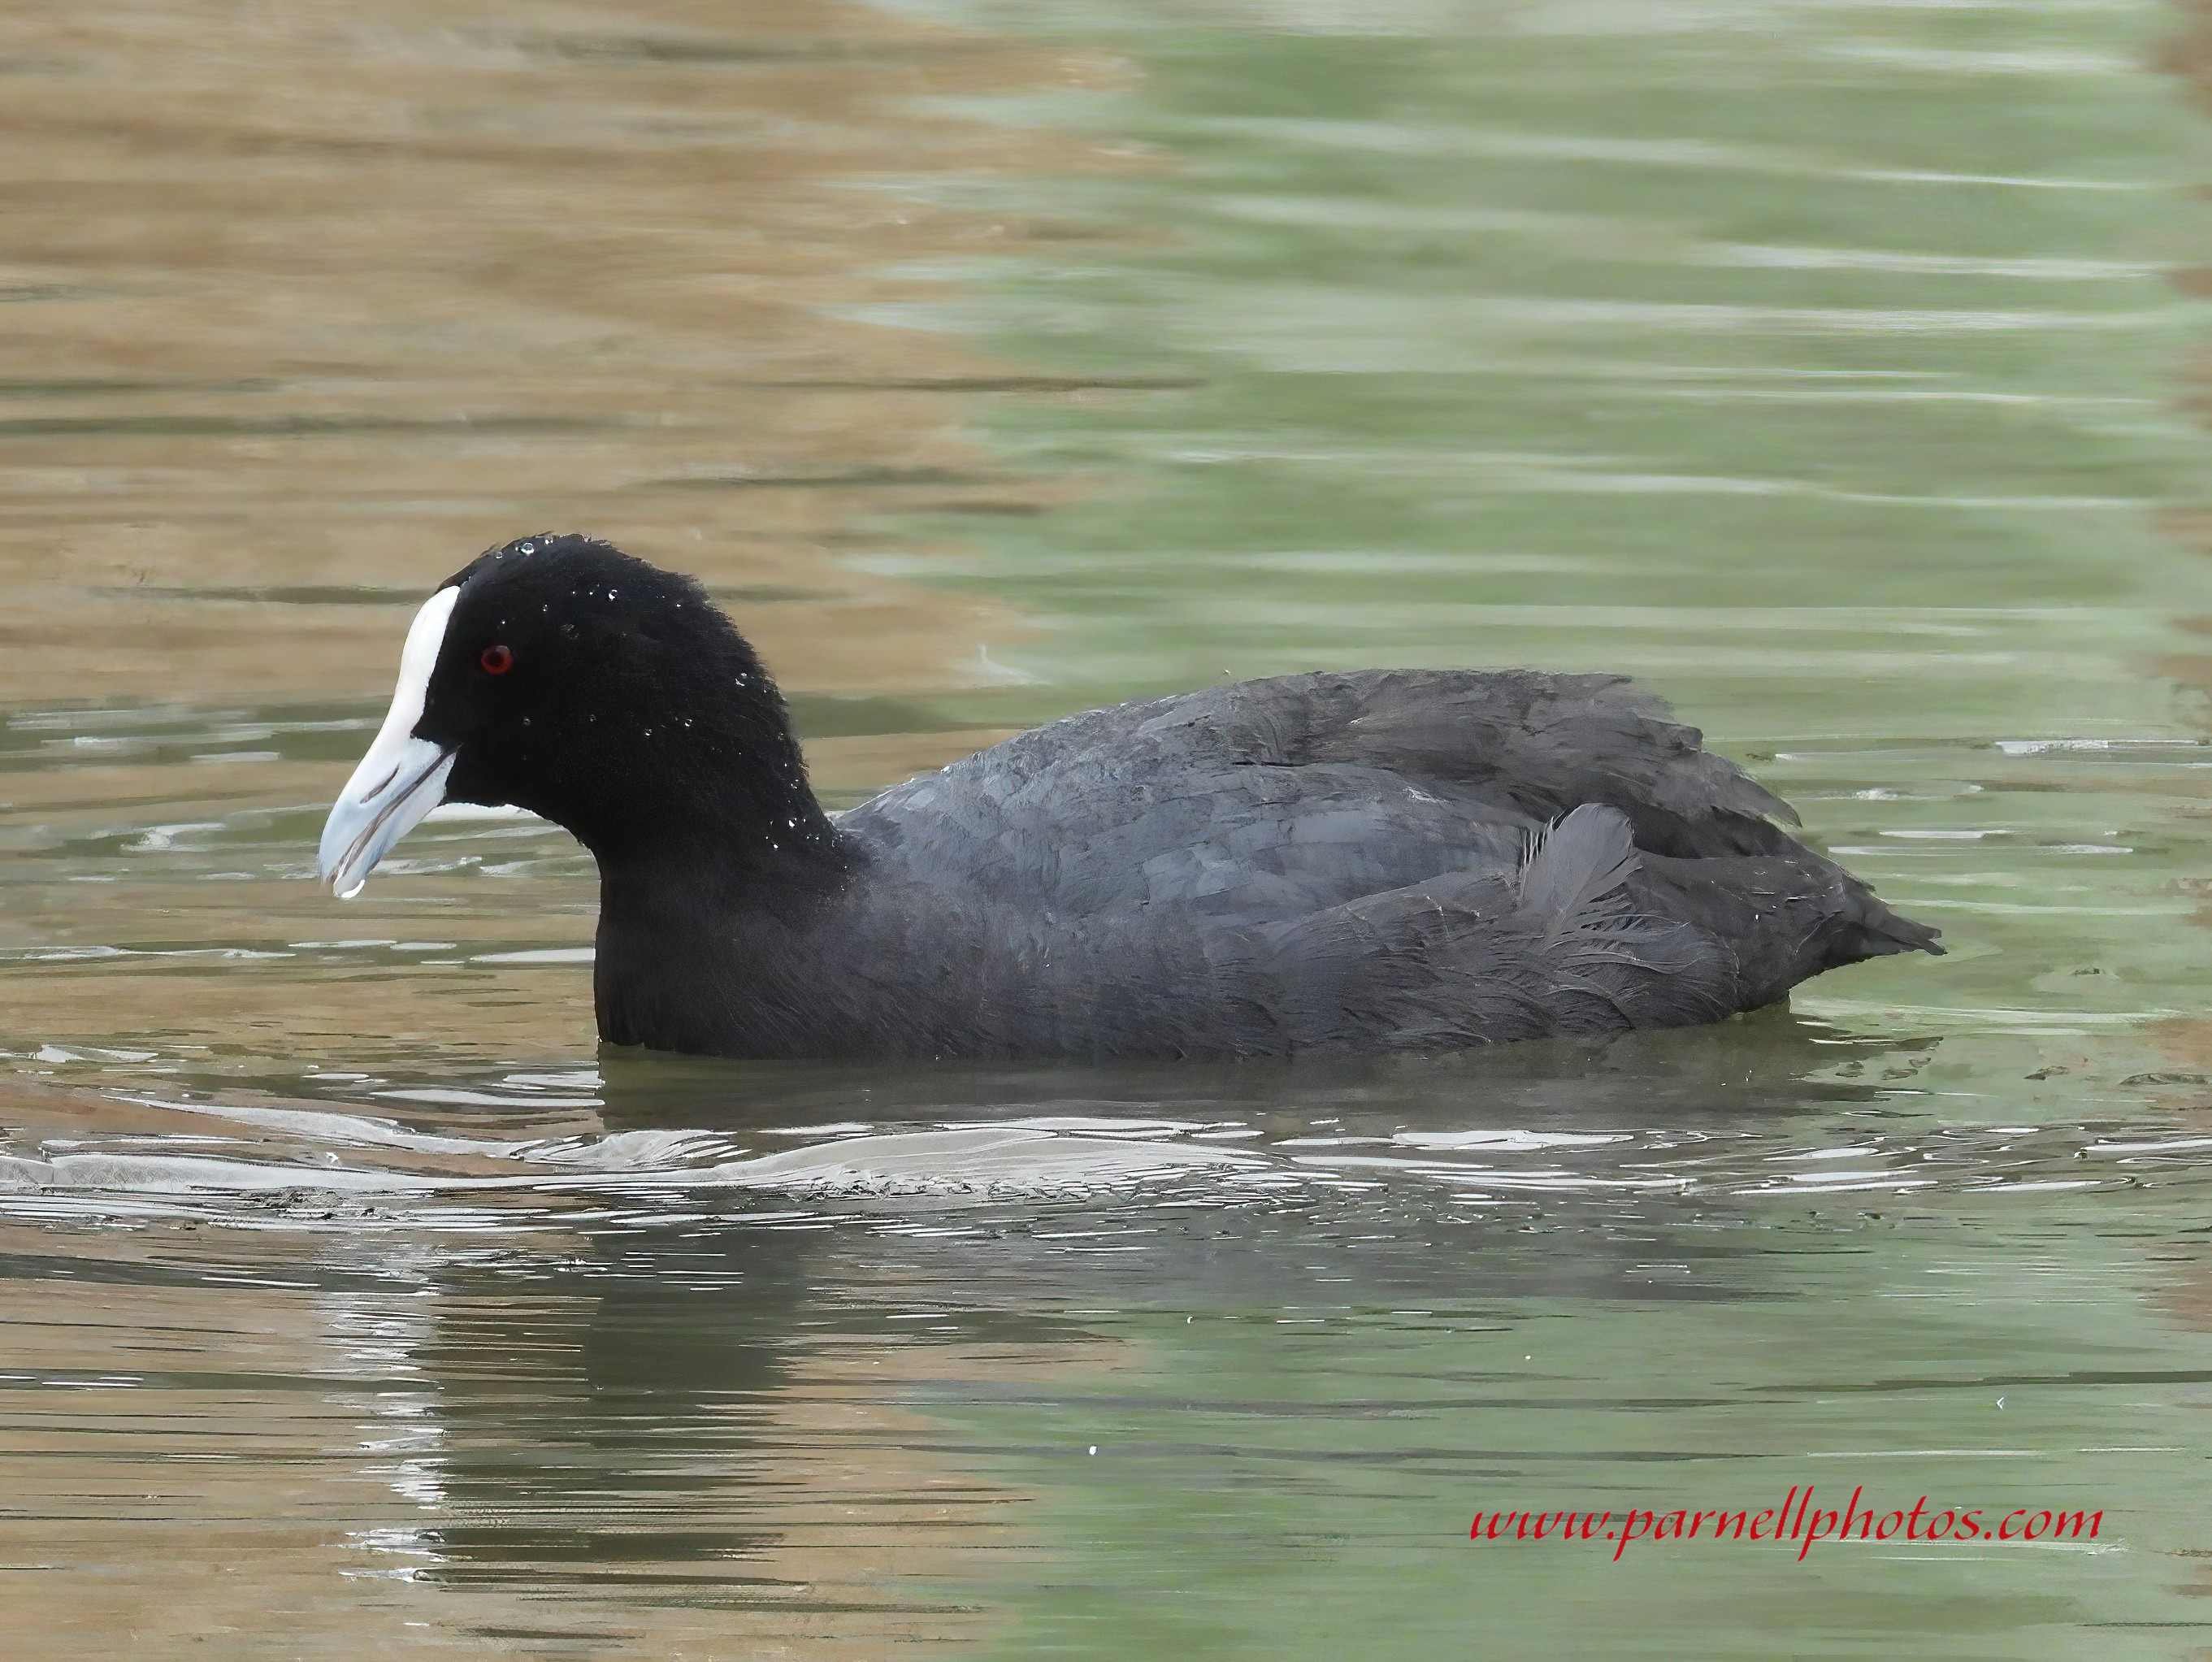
[1240,818,1738,1054]
[843,669,1800,904]
[1169,670,1801,854]
[1513,802,1640,941]
[816,668,1932,1059]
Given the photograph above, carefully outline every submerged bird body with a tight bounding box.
[320,536,1938,1061]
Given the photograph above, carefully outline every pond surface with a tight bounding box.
[5,0,2212,1655]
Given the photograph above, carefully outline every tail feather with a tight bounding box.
[1833,879,1945,961]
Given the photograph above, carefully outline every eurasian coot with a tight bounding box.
[319,535,1939,1061]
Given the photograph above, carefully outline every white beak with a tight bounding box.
[318,585,462,898]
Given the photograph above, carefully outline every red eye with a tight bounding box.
[479,644,514,675]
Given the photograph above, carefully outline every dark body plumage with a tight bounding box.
[348,536,1941,1062]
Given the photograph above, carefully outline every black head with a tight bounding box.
[319,535,840,897]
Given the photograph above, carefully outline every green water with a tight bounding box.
[3,0,2212,1655]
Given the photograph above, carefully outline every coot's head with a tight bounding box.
[319,535,831,897]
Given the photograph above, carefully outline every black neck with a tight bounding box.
[583,749,852,910]
[583,742,856,1055]
[588,811,852,1057]
[536,656,854,902]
